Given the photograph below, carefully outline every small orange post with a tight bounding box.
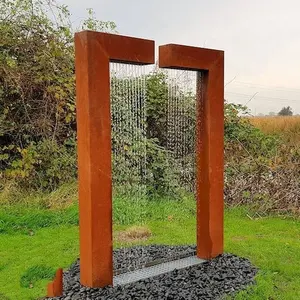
[75,31,154,287]
[159,44,224,259]
[47,268,63,297]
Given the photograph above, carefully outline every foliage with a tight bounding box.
[0,0,115,188]
[110,73,179,198]
[111,69,200,198]
[145,139,181,197]
[278,106,293,116]
[82,8,117,32]
[144,71,195,196]
[225,102,279,158]
[145,71,169,146]
[0,1,299,214]
[224,104,300,214]
[3,139,77,191]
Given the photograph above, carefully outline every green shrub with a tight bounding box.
[225,102,279,158]
[0,0,115,190]
[5,139,77,190]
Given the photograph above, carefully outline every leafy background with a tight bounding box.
[0,0,299,215]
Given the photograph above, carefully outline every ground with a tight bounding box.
[0,202,300,300]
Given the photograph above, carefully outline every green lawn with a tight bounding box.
[0,201,299,300]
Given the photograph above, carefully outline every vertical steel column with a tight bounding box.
[159,44,224,259]
[75,31,154,287]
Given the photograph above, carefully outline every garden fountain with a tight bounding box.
[45,31,256,300]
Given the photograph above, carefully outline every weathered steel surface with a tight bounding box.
[47,268,63,297]
[74,31,154,287]
[159,44,222,71]
[159,44,224,259]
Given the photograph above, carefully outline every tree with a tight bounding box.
[0,0,116,147]
[278,106,293,116]
[0,0,116,189]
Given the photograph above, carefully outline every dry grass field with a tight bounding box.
[249,116,300,145]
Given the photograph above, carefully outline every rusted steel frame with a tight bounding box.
[75,31,154,287]
[159,44,224,259]
[47,268,63,297]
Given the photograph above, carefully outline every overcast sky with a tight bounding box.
[59,0,300,115]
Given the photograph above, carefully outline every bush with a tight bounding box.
[225,102,279,158]
[224,103,300,215]
[0,0,116,189]
[5,139,77,190]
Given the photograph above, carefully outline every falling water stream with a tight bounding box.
[110,63,197,271]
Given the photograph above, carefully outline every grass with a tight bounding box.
[115,226,152,243]
[0,197,300,299]
[249,116,300,145]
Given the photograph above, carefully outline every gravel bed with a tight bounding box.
[48,245,257,300]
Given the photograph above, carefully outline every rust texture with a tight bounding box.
[75,31,155,287]
[47,268,63,297]
[159,44,224,259]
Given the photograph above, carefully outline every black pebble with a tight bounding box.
[48,245,257,300]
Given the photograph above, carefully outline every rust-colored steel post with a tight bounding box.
[75,31,154,287]
[47,268,63,297]
[159,44,224,259]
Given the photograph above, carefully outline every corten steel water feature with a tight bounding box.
[159,44,224,259]
[74,31,155,288]
[47,268,63,297]
[69,31,224,291]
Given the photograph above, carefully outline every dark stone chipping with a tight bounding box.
[113,245,197,274]
[47,245,257,300]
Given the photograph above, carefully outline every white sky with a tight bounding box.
[59,0,300,115]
